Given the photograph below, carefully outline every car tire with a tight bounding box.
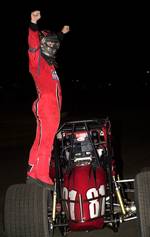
[0,189,5,236]
[4,183,50,237]
[135,170,150,237]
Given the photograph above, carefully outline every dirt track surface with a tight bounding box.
[0,89,150,236]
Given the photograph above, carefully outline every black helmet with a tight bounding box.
[40,30,60,59]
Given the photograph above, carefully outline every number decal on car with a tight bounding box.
[63,185,105,220]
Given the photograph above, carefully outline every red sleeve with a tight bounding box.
[28,28,40,70]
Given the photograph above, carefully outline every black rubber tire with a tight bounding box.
[135,170,150,237]
[4,183,50,237]
[0,189,5,235]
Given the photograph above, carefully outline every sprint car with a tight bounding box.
[3,118,150,237]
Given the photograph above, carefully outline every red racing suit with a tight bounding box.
[27,27,62,185]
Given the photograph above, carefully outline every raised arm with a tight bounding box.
[57,25,70,41]
[28,11,41,69]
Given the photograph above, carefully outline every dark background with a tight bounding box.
[0,2,150,236]
[0,1,149,100]
[0,0,149,187]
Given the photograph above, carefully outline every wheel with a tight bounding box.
[4,183,50,237]
[0,189,5,235]
[135,170,150,237]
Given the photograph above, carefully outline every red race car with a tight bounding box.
[4,118,150,237]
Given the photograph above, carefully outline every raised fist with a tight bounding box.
[61,25,70,34]
[31,10,41,24]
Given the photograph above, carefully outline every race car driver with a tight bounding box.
[27,10,70,186]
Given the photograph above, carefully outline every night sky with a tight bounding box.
[0,1,149,93]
